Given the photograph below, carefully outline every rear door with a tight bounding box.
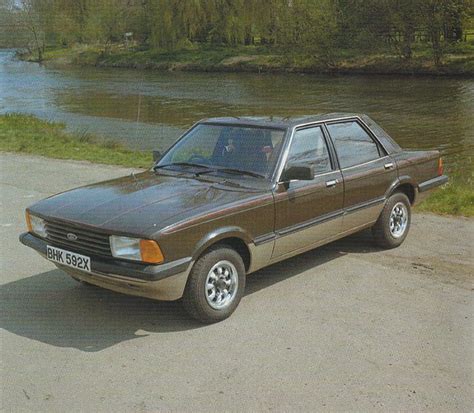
[272,125,344,258]
[325,120,397,232]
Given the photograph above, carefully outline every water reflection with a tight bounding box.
[1,49,472,178]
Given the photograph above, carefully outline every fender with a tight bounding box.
[192,226,253,262]
[384,175,418,202]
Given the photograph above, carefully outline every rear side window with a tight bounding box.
[287,126,332,174]
[327,121,381,168]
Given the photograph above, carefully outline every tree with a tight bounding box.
[422,0,447,65]
[0,0,25,47]
[7,0,472,64]
[18,0,45,61]
[390,0,424,59]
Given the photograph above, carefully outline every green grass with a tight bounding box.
[0,113,151,168]
[1,113,472,217]
[416,180,474,217]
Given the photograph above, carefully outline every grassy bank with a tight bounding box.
[0,114,151,168]
[416,181,474,217]
[1,114,472,216]
[19,43,474,76]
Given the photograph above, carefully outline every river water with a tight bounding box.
[1,49,472,178]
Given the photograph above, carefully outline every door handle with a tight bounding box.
[326,179,338,188]
[384,162,394,170]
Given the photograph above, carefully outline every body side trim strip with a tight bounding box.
[276,209,344,237]
[344,197,386,213]
[254,233,277,246]
[271,196,385,241]
[268,219,377,266]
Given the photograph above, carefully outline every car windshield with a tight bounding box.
[157,124,287,179]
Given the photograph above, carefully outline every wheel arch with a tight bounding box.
[192,227,252,272]
[385,176,417,205]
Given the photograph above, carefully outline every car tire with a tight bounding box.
[372,192,411,249]
[182,246,246,324]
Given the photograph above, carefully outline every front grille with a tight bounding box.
[45,220,112,257]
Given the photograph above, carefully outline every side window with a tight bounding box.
[326,121,381,168]
[287,126,332,174]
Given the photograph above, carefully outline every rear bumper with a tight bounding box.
[19,232,192,300]
[418,175,449,193]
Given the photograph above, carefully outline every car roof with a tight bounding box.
[199,112,403,155]
[199,113,364,129]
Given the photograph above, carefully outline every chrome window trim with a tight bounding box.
[285,123,335,176]
[357,117,390,155]
[273,115,358,185]
[156,121,287,180]
[308,170,337,179]
[294,115,357,130]
[325,117,391,163]
[272,127,297,185]
[340,155,390,171]
[160,115,392,186]
[152,120,202,169]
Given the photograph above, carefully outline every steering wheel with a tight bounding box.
[188,155,210,165]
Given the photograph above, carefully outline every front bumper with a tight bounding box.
[19,232,192,301]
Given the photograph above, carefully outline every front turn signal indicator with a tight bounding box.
[139,239,164,264]
[25,211,32,232]
[438,157,444,176]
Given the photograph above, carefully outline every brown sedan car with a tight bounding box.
[20,113,448,323]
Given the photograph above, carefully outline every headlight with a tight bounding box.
[109,236,164,264]
[26,211,47,238]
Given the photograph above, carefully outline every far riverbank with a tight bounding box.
[18,43,474,77]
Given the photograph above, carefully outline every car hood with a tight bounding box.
[29,171,269,237]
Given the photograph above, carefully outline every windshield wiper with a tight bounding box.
[154,163,264,179]
[153,162,211,171]
[207,167,265,179]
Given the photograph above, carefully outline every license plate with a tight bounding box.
[46,245,91,273]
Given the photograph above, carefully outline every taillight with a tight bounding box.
[437,158,444,176]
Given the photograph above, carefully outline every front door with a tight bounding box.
[272,125,344,259]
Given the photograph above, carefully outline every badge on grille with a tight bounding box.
[67,233,78,241]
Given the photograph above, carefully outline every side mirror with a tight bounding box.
[152,150,161,162]
[281,164,314,182]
